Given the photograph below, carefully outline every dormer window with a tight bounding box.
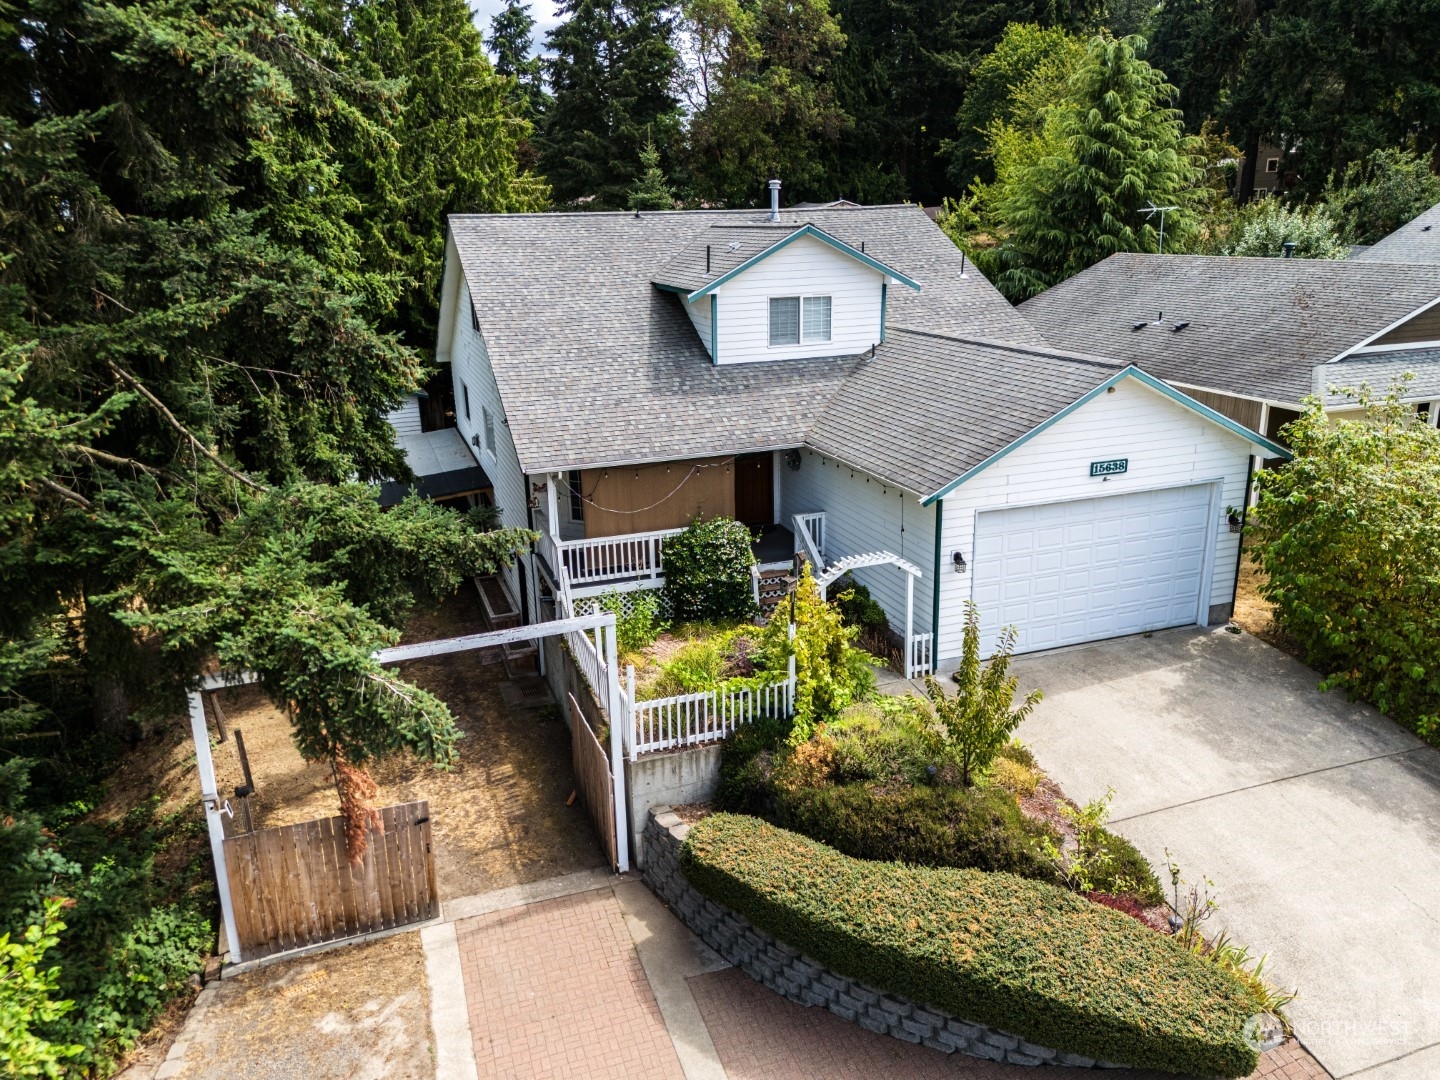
[770,295,832,346]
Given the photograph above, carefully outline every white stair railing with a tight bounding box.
[792,512,826,570]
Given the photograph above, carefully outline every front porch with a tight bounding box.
[530,459,932,680]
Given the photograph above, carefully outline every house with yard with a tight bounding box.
[409,194,1286,667]
[1020,253,1440,437]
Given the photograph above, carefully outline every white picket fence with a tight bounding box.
[907,633,933,680]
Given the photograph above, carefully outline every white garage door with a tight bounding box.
[972,484,1213,654]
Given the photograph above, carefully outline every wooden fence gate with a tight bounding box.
[222,800,438,960]
[568,694,618,870]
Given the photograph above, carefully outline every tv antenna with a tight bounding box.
[1142,204,1180,254]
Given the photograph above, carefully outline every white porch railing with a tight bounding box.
[559,527,684,589]
[907,632,933,680]
[793,512,826,568]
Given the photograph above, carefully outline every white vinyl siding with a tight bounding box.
[451,277,530,605]
[934,378,1255,665]
[683,294,714,357]
[779,450,935,635]
[711,234,884,364]
[385,395,423,437]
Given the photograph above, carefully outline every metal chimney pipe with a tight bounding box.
[768,179,781,221]
[1282,241,1296,258]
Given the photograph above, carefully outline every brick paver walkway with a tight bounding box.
[689,966,1330,1080]
[455,887,685,1079]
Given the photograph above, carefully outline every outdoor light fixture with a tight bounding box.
[784,449,802,471]
[952,550,967,574]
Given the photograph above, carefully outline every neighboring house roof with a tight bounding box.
[1316,347,1440,406]
[448,206,1045,474]
[1018,254,1440,402]
[379,429,490,506]
[650,222,920,299]
[806,329,1288,501]
[1351,200,1440,264]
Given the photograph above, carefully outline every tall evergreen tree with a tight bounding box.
[490,0,550,119]
[682,0,849,206]
[989,34,1201,299]
[540,0,684,207]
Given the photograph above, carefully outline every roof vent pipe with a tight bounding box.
[1282,241,1296,258]
[768,179,781,222]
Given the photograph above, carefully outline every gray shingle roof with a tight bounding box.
[1351,201,1440,264]
[450,206,1045,474]
[650,224,801,293]
[1018,253,1440,403]
[807,330,1124,497]
[1316,347,1440,406]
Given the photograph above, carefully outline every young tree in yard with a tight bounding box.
[628,135,675,209]
[681,0,849,206]
[989,34,1201,300]
[922,602,1041,785]
[0,900,83,1077]
[1251,390,1440,741]
[757,562,875,744]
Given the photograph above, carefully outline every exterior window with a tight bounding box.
[462,382,471,420]
[1265,157,1280,173]
[568,470,585,521]
[802,296,832,343]
[482,406,496,455]
[769,295,832,346]
[769,297,800,345]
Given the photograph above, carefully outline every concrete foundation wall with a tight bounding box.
[625,745,723,869]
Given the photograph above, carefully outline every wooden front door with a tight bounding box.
[734,453,774,528]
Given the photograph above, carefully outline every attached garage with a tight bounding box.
[971,484,1215,655]
[923,367,1290,665]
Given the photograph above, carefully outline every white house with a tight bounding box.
[416,196,1286,670]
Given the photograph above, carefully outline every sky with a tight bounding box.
[468,0,562,55]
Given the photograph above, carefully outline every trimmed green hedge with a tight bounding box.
[680,814,1259,1078]
[776,782,1061,883]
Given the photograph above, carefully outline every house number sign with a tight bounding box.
[1089,458,1129,477]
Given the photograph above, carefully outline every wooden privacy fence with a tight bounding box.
[222,800,438,961]
[569,694,618,870]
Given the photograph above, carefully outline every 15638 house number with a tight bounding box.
[1089,458,1129,477]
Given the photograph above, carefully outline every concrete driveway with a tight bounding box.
[1012,627,1440,1080]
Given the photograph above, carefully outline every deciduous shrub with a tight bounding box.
[680,815,1260,1078]
[1252,393,1440,740]
[661,518,757,624]
[756,563,875,742]
[0,899,83,1077]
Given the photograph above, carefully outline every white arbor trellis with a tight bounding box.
[815,551,930,679]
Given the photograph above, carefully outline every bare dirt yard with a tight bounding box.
[1230,549,1304,660]
[209,586,607,900]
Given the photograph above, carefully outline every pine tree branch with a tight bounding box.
[107,363,267,492]
[70,444,163,476]
[35,476,93,509]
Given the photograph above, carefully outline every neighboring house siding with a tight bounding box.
[779,450,936,635]
[934,379,1251,662]
[385,395,423,436]
[451,278,531,604]
[713,235,883,364]
[1374,304,1440,347]
[1171,385,1265,429]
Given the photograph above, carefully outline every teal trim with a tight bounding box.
[919,367,1292,507]
[710,296,718,364]
[685,224,922,301]
[880,282,888,342]
[654,282,690,294]
[930,499,944,667]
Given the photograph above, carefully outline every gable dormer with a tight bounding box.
[652,222,920,365]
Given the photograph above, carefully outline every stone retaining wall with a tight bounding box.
[642,808,1123,1070]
